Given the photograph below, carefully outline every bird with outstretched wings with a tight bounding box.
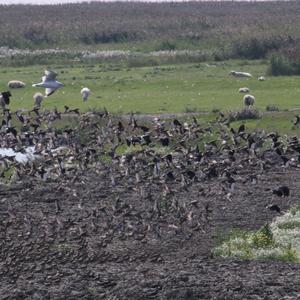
[33,70,64,97]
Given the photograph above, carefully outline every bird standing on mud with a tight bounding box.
[32,70,64,97]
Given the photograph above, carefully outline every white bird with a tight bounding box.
[80,87,90,102]
[32,70,64,97]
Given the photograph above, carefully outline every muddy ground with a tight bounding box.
[1,108,300,299]
[1,165,300,299]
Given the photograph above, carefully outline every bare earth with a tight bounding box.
[1,111,300,299]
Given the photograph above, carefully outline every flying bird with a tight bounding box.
[32,70,64,97]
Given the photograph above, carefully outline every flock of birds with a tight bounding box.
[0,69,299,269]
[0,102,296,213]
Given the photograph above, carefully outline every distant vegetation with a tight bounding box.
[0,2,300,73]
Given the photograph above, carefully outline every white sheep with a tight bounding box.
[33,92,44,108]
[230,71,253,78]
[80,87,90,102]
[243,94,255,107]
[239,87,250,93]
[258,76,266,81]
[8,80,26,89]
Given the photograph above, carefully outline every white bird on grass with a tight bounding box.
[32,70,64,97]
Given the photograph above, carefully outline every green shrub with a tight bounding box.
[267,54,300,76]
[252,224,274,248]
[155,40,177,51]
[232,37,283,60]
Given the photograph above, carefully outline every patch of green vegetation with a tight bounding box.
[231,111,299,135]
[290,203,300,216]
[213,205,300,263]
[56,243,74,254]
[278,221,300,230]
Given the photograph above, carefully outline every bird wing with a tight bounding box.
[45,88,56,97]
[43,70,57,82]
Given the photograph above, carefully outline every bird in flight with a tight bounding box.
[32,70,64,97]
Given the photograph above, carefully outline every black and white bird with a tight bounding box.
[32,70,64,97]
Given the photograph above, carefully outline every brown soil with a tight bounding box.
[1,111,300,299]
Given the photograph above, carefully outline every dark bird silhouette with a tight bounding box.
[238,124,245,135]
[118,121,124,132]
[173,119,182,127]
[266,204,281,213]
[272,186,290,197]
[160,137,169,147]
[293,115,300,126]
[1,91,12,106]
[165,171,175,181]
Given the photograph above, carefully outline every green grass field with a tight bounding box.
[1,59,299,112]
[1,59,300,133]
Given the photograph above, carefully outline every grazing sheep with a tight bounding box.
[239,87,250,93]
[33,92,44,108]
[230,71,253,78]
[80,87,90,102]
[8,80,25,89]
[243,94,255,107]
[258,76,266,81]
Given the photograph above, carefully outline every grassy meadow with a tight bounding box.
[1,59,300,134]
[1,60,300,112]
